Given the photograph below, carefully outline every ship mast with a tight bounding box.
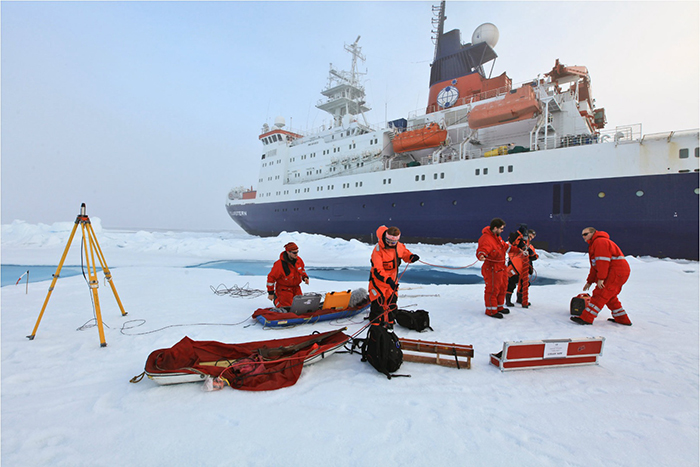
[431,1,446,61]
[316,36,371,128]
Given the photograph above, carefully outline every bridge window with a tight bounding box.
[680,148,689,159]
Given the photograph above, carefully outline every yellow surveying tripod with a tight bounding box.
[27,203,127,347]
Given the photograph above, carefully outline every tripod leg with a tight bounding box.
[86,223,127,316]
[83,223,108,347]
[28,220,80,340]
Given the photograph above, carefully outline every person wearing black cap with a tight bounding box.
[266,242,309,308]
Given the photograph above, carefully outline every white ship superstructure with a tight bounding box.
[227,1,699,260]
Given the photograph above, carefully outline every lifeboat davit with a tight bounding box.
[392,123,447,153]
[468,86,541,130]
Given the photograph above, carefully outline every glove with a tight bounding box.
[409,254,420,263]
[386,278,397,290]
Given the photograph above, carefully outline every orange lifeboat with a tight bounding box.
[468,86,541,130]
[392,123,448,153]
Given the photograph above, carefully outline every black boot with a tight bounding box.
[570,316,592,325]
[505,293,514,307]
[516,293,522,304]
[607,318,632,326]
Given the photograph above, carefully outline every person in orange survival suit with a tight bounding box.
[368,226,419,328]
[505,229,528,308]
[477,218,509,319]
[571,227,632,326]
[266,242,309,308]
[506,227,539,308]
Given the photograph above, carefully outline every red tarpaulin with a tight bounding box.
[144,329,349,391]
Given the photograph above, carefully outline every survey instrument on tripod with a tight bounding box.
[27,203,127,347]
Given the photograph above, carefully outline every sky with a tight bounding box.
[2,1,699,231]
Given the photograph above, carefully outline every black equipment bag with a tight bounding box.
[361,325,403,379]
[395,309,433,332]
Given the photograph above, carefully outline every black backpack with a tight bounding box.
[395,309,433,332]
[361,325,404,379]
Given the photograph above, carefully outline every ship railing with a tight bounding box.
[417,84,513,118]
[640,128,700,143]
[596,124,642,146]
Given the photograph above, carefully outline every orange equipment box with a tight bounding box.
[490,337,605,371]
[322,290,352,310]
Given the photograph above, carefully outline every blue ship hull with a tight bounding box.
[228,172,699,260]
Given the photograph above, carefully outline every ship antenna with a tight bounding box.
[347,35,364,88]
[431,1,446,61]
[317,36,371,127]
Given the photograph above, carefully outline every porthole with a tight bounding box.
[392,203,396,207]
[598,192,606,198]
[420,202,425,207]
[635,190,644,197]
[695,188,699,195]
[452,200,458,205]
[506,196,513,202]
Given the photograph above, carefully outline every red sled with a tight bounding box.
[490,336,605,371]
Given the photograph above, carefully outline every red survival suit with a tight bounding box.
[581,231,632,325]
[477,226,508,316]
[266,252,309,308]
[368,226,415,325]
[506,237,538,307]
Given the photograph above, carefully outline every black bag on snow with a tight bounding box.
[361,325,403,379]
[395,309,433,332]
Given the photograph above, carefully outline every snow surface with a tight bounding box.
[2,220,698,466]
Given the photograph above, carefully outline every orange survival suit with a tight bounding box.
[476,225,508,316]
[368,226,416,326]
[266,251,309,308]
[581,231,631,324]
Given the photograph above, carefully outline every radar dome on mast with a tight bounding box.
[274,116,286,128]
[472,23,499,48]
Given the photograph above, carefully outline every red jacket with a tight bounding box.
[267,252,308,294]
[507,243,528,274]
[477,226,507,271]
[369,226,414,302]
[586,231,630,283]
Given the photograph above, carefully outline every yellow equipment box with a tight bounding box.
[322,290,352,310]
